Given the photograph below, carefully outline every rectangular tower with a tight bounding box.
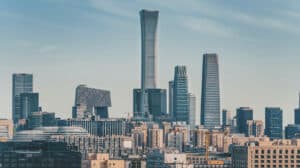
[140,9,159,118]
[173,66,189,123]
[188,93,196,129]
[201,53,220,129]
[236,107,253,135]
[20,92,39,119]
[168,81,174,116]
[265,107,283,140]
[12,73,33,124]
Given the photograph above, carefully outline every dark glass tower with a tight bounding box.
[201,53,220,129]
[295,93,300,124]
[20,93,39,119]
[12,73,33,124]
[173,66,189,123]
[265,107,283,140]
[236,107,253,135]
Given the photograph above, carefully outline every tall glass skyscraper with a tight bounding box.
[265,107,283,140]
[12,73,33,124]
[200,53,220,129]
[20,92,39,119]
[168,80,174,116]
[173,66,189,123]
[294,93,300,124]
[139,9,159,118]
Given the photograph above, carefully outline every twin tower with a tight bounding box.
[134,9,220,129]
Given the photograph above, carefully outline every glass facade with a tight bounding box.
[236,107,253,135]
[201,53,220,129]
[265,107,283,139]
[12,73,33,124]
[173,66,189,123]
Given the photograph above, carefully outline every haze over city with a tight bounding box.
[1,0,300,126]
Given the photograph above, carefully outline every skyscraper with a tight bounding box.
[201,53,220,129]
[20,92,39,119]
[222,109,231,126]
[12,73,33,124]
[173,66,189,123]
[140,9,159,118]
[295,93,300,124]
[188,93,196,129]
[168,81,174,116]
[236,107,253,135]
[265,107,283,140]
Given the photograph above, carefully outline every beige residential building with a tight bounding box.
[246,120,264,137]
[82,153,126,168]
[0,119,13,141]
[148,125,164,148]
[232,139,300,168]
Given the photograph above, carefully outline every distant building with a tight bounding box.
[147,124,163,149]
[139,9,159,119]
[188,93,196,129]
[28,111,42,129]
[73,85,111,120]
[265,107,283,139]
[20,92,39,119]
[201,53,221,129]
[12,73,33,124]
[285,124,300,139]
[0,141,81,168]
[0,119,13,142]
[222,109,231,126]
[246,120,264,137]
[232,139,300,168]
[295,93,300,124]
[82,153,127,168]
[173,66,189,123]
[133,89,167,121]
[168,81,174,116]
[42,112,56,126]
[166,131,184,152]
[236,107,253,135]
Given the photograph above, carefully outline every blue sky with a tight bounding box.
[1,0,300,125]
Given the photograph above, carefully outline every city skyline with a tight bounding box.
[2,1,300,126]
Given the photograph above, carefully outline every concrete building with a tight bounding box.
[236,107,253,135]
[147,124,163,148]
[0,119,13,141]
[166,131,184,152]
[192,127,209,148]
[201,53,221,130]
[173,66,189,123]
[188,93,196,129]
[265,107,283,139]
[232,139,300,168]
[246,120,264,137]
[12,73,33,124]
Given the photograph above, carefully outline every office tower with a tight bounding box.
[42,112,56,126]
[0,119,13,142]
[265,107,283,140]
[246,120,264,137]
[173,66,189,123]
[20,92,39,119]
[295,93,300,124]
[12,73,33,124]
[236,107,253,135]
[201,53,220,129]
[188,93,196,129]
[168,81,174,116]
[285,124,300,139]
[222,109,231,126]
[133,89,167,121]
[73,85,111,120]
[28,111,42,129]
[139,9,159,119]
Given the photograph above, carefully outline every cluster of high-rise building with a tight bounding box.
[2,9,300,168]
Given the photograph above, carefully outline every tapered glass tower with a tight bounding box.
[201,53,220,129]
[139,9,159,118]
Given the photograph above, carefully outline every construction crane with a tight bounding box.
[204,130,228,165]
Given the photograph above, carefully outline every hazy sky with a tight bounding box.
[1,0,300,126]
